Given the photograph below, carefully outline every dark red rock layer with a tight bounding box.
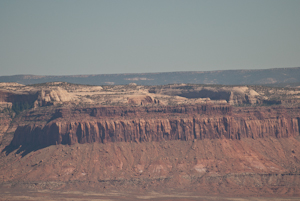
[10,105,300,147]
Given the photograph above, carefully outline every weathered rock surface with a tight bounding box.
[1,82,300,197]
[1,138,300,196]
[2,82,300,112]
[10,105,300,148]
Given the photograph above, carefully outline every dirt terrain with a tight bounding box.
[1,82,300,199]
[1,189,300,201]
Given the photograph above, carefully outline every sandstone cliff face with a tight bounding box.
[0,86,73,111]
[12,116,300,147]
[3,104,300,197]
[11,105,300,147]
[149,85,263,105]
[34,87,73,107]
[0,90,38,109]
[3,82,300,196]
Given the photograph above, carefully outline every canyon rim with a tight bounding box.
[1,80,300,199]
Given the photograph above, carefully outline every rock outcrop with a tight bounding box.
[11,105,300,147]
[0,90,38,109]
[1,82,300,196]
[34,87,73,107]
[149,85,263,105]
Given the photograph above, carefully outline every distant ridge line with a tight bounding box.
[0,67,300,86]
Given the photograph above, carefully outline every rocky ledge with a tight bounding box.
[11,104,300,148]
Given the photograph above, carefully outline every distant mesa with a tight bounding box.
[1,67,300,86]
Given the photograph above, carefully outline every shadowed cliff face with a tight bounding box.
[2,104,300,196]
[2,82,300,196]
[0,90,38,107]
[9,105,300,148]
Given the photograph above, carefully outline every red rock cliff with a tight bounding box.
[11,105,300,147]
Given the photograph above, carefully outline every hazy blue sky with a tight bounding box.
[1,0,300,76]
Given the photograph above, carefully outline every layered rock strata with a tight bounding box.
[11,105,300,147]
